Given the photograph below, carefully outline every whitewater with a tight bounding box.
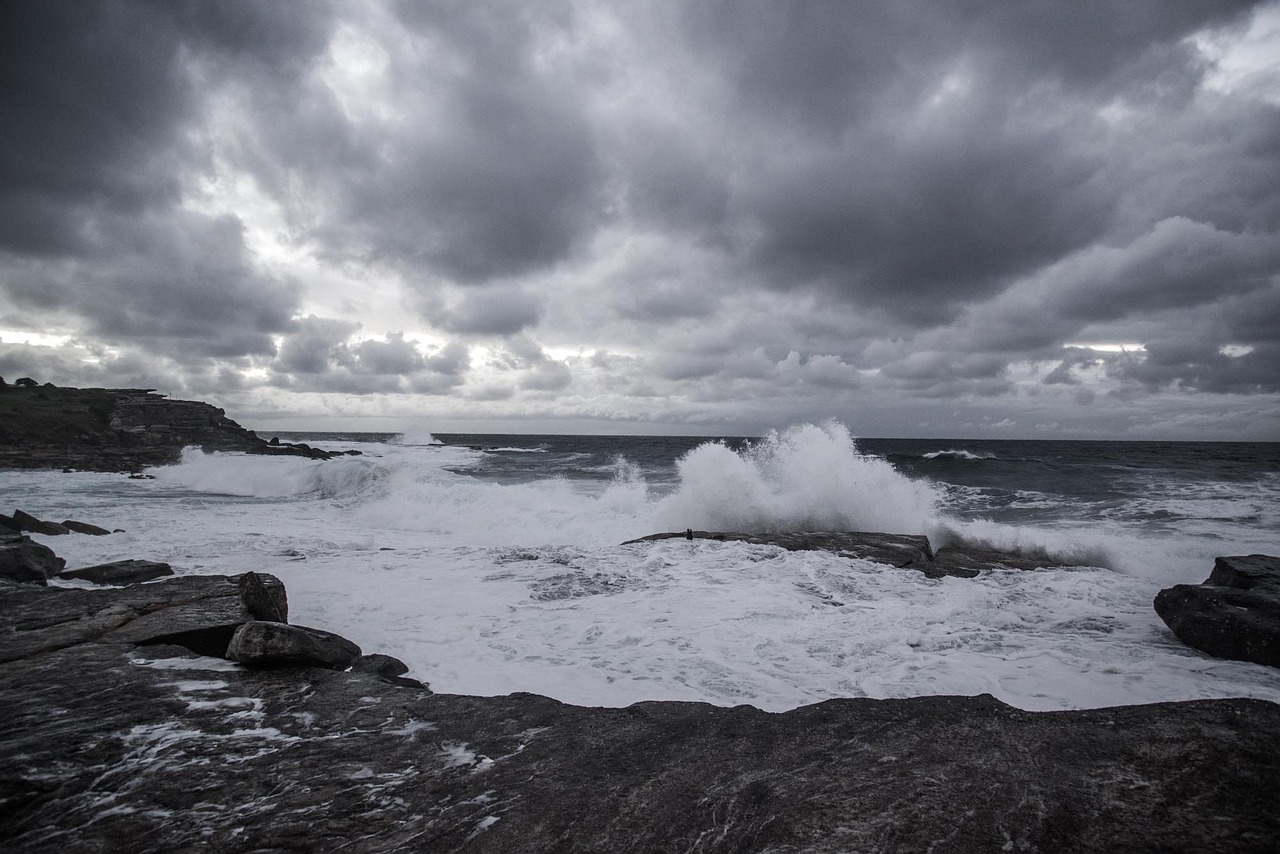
[6,423,1280,712]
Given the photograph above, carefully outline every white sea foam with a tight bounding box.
[391,429,443,446]
[150,448,386,500]
[922,449,995,461]
[655,423,940,535]
[6,425,1279,714]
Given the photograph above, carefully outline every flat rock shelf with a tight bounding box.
[3,573,1279,852]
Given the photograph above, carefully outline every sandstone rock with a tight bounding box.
[58,559,173,585]
[226,620,361,670]
[0,385,353,472]
[0,641,1277,852]
[12,509,70,535]
[352,652,410,677]
[1155,554,1280,668]
[623,531,1072,578]
[0,571,288,662]
[0,535,63,585]
[61,520,112,536]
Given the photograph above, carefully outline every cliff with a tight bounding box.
[0,383,339,471]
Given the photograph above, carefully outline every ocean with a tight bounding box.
[5,423,1279,712]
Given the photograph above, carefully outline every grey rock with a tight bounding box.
[12,509,70,536]
[0,535,63,585]
[58,559,173,585]
[624,531,1071,578]
[930,544,1068,578]
[61,519,112,536]
[0,639,1277,852]
[352,652,410,677]
[0,385,354,472]
[1155,554,1280,668]
[0,571,288,662]
[226,620,361,670]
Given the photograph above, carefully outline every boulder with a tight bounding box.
[351,652,410,677]
[61,520,112,536]
[1154,554,1280,668]
[0,513,20,534]
[0,536,63,585]
[12,510,70,536]
[226,620,361,670]
[58,559,173,585]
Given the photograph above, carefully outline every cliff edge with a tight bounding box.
[0,381,337,471]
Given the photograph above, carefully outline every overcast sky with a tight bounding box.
[3,1,1279,439]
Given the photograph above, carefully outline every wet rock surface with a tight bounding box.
[1155,554,1280,668]
[625,530,1072,577]
[2,567,1279,851]
[0,534,64,585]
[0,384,347,471]
[58,558,174,585]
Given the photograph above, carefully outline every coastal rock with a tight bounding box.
[352,652,411,677]
[1,649,1277,851]
[61,519,112,536]
[0,385,351,472]
[0,513,20,534]
[226,620,362,670]
[0,571,288,662]
[625,531,1071,578]
[2,571,1279,851]
[12,509,70,535]
[1154,554,1280,668]
[0,535,63,585]
[58,559,173,585]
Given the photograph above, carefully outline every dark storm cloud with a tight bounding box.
[0,0,334,359]
[663,1,1268,325]
[3,0,1279,434]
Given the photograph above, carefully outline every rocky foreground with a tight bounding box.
[3,557,1280,851]
[0,382,350,470]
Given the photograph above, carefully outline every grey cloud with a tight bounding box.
[0,1,333,362]
[272,316,469,394]
[434,287,543,336]
[1111,339,1280,393]
[275,315,360,374]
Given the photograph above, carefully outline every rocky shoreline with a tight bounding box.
[0,381,351,471]
[3,386,1280,849]
[2,524,1280,850]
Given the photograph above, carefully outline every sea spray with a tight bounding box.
[655,423,940,534]
[151,448,387,500]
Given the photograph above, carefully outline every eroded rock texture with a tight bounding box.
[2,572,1279,852]
[625,530,1072,578]
[0,385,345,471]
[1155,555,1280,668]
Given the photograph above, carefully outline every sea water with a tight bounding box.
[5,422,1279,712]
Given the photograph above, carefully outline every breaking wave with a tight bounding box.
[921,449,996,461]
[655,423,940,535]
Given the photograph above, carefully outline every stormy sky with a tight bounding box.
[2,1,1279,439]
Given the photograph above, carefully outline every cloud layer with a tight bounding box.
[2,0,1278,437]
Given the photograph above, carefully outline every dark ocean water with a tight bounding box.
[278,431,1280,540]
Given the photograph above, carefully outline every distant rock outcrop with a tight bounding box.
[624,530,1072,578]
[0,384,346,471]
[1155,554,1280,668]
